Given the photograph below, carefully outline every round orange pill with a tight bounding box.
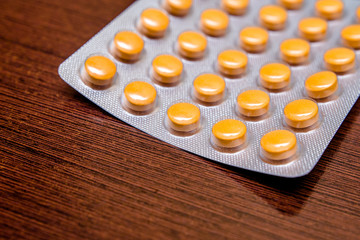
[305,71,338,99]
[212,119,247,149]
[193,73,226,103]
[217,50,248,77]
[177,31,207,59]
[200,9,229,37]
[260,63,291,90]
[152,55,183,84]
[221,0,249,15]
[341,25,360,49]
[298,17,327,42]
[239,26,269,53]
[123,81,157,112]
[261,130,297,161]
[163,0,192,16]
[278,0,303,10]
[284,99,319,128]
[323,47,355,73]
[139,8,169,38]
[259,5,287,31]
[167,102,201,132]
[83,56,116,89]
[111,31,144,61]
[237,90,270,117]
[315,0,343,20]
[280,38,310,65]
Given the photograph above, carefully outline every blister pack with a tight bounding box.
[58,0,360,177]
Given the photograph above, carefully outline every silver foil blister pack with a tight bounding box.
[58,0,360,177]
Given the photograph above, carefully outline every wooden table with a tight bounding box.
[1,0,359,239]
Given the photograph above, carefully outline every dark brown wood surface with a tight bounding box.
[1,0,359,239]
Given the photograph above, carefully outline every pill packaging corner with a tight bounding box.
[59,0,360,177]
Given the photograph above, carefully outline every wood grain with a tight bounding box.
[0,0,359,239]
